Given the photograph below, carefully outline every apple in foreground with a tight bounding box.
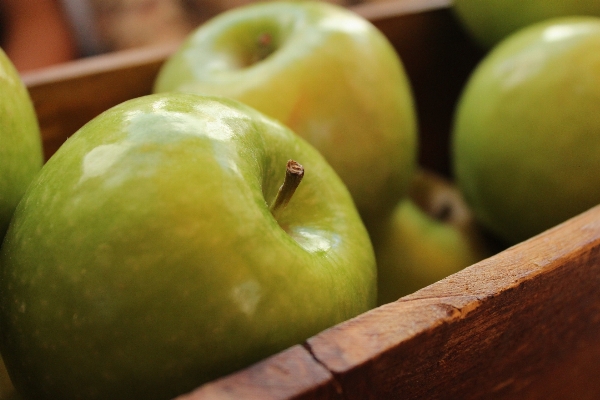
[452,17,600,245]
[452,0,600,48]
[373,169,494,305]
[0,93,376,400]
[153,1,418,226]
[0,48,44,240]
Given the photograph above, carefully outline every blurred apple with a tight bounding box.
[373,169,494,305]
[153,1,418,227]
[452,17,600,244]
[0,48,43,240]
[0,93,376,400]
[452,0,600,48]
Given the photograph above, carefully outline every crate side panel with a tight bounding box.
[307,205,600,399]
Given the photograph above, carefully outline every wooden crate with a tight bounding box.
[21,0,600,398]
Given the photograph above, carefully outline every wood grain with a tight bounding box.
[176,345,339,400]
[309,204,600,399]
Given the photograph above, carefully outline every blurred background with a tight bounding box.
[0,0,386,73]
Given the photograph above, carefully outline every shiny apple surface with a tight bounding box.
[452,17,600,244]
[0,93,376,400]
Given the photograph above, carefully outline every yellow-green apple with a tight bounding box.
[452,17,600,245]
[0,93,376,400]
[452,0,600,48]
[373,169,493,305]
[153,1,418,227]
[0,48,44,240]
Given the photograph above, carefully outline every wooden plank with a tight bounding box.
[175,345,341,400]
[306,204,600,399]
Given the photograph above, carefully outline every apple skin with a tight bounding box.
[373,170,493,305]
[452,17,600,245]
[453,0,600,48]
[153,1,418,226]
[0,93,376,400]
[0,48,44,240]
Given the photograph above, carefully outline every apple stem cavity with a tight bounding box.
[270,160,304,216]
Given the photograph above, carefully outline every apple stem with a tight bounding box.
[270,160,304,215]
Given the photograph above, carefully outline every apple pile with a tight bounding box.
[0,2,411,398]
[0,2,506,399]
[151,0,494,307]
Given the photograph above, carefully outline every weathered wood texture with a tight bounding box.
[308,204,600,399]
[20,0,600,398]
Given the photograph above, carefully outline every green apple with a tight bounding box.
[153,1,418,227]
[0,48,44,240]
[452,17,600,245]
[0,93,376,400]
[453,0,600,48]
[373,169,493,305]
